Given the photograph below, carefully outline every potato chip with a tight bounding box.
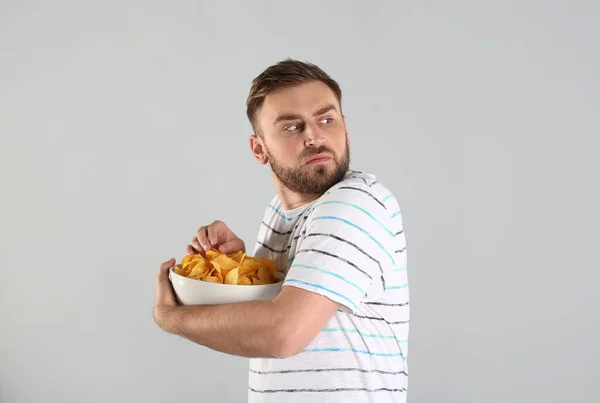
[215,267,224,283]
[204,276,220,283]
[212,254,239,273]
[238,275,252,285]
[181,255,194,267]
[205,250,220,260]
[188,267,206,280]
[260,257,277,273]
[210,260,222,275]
[192,260,212,277]
[240,258,262,275]
[184,254,205,266]
[224,267,239,285]
[252,277,267,285]
[244,256,261,265]
[258,266,273,283]
[186,258,204,271]
[173,266,187,276]
[197,259,212,271]
[201,268,213,280]
[229,250,246,263]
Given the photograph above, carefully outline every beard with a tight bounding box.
[266,143,351,195]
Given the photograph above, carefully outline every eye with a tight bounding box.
[319,117,333,124]
[284,124,302,132]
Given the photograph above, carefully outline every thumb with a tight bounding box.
[218,239,245,255]
[207,224,227,246]
[160,258,176,270]
[158,258,176,280]
[156,258,177,302]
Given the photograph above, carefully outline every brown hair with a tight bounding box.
[246,58,342,135]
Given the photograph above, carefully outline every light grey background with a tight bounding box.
[1,1,599,402]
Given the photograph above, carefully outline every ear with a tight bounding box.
[250,134,268,165]
[343,115,350,146]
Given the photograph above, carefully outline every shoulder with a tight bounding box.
[303,170,399,265]
[316,170,395,215]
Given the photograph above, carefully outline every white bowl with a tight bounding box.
[169,268,285,305]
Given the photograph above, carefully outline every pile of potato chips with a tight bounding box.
[173,249,279,285]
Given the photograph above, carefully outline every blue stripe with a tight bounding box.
[322,327,408,343]
[393,266,407,272]
[302,347,406,359]
[285,256,295,271]
[382,194,393,203]
[388,284,408,290]
[311,216,395,265]
[283,279,357,309]
[268,204,304,222]
[390,210,402,219]
[314,200,394,237]
[291,264,366,294]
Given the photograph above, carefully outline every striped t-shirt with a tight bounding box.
[249,170,409,403]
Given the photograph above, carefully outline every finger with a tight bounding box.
[218,239,245,255]
[159,258,176,274]
[186,245,198,255]
[157,258,176,287]
[207,220,226,247]
[196,226,211,251]
[191,237,204,254]
[156,258,176,303]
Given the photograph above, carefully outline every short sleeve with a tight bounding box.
[282,185,396,313]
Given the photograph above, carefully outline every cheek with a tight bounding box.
[270,139,304,160]
[331,130,348,150]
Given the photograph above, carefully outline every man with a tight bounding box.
[154,59,409,402]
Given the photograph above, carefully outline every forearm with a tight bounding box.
[167,300,285,358]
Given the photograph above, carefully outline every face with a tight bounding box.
[251,80,350,195]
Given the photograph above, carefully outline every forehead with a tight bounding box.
[259,80,340,121]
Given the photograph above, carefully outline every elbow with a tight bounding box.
[269,320,306,359]
[272,342,302,359]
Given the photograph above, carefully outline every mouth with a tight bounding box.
[304,153,333,164]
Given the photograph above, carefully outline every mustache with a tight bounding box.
[300,146,333,160]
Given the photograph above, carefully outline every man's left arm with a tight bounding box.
[153,259,340,359]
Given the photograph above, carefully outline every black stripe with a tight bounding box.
[249,387,406,394]
[364,301,409,307]
[249,368,407,376]
[348,175,378,187]
[296,248,372,280]
[304,233,386,289]
[257,231,304,256]
[257,242,290,254]
[305,233,377,264]
[338,186,386,210]
[343,312,409,325]
[395,229,404,236]
[395,247,406,254]
[261,221,293,235]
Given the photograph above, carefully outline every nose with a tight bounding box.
[304,124,325,148]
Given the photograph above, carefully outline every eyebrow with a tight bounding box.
[272,104,338,125]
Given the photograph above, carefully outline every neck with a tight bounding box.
[271,173,323,211]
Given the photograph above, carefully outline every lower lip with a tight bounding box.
[306,156,332,164]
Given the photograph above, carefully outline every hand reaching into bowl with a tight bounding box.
[186,220,245,256]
